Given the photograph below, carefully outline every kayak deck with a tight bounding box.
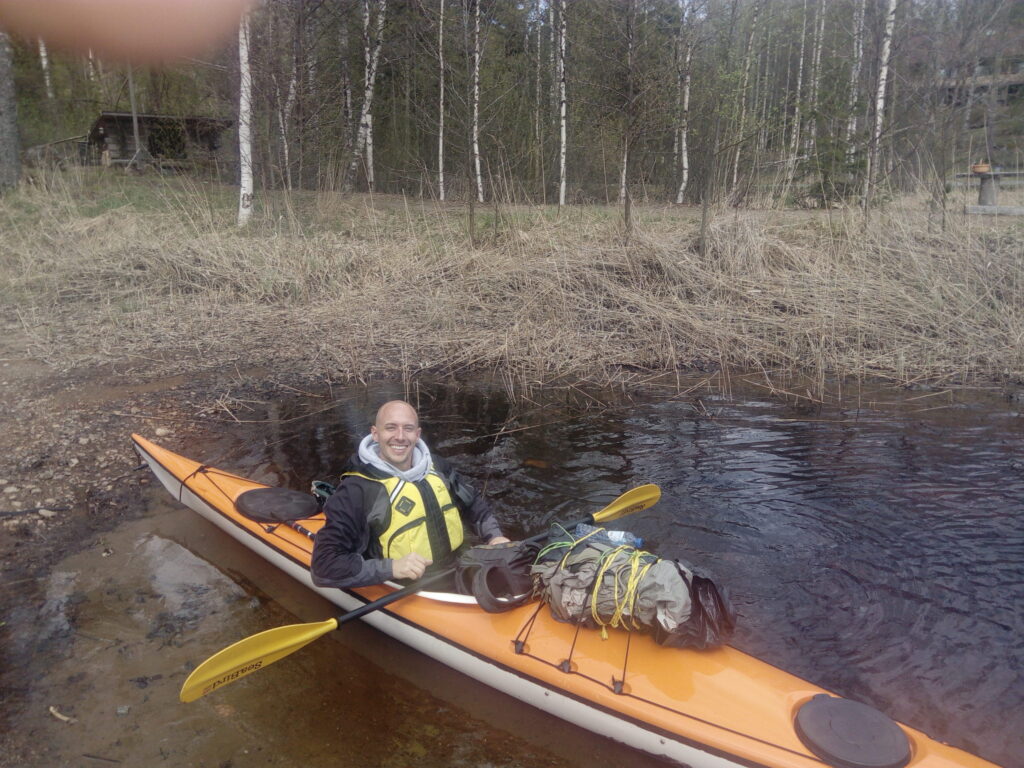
[132,434,1001,768]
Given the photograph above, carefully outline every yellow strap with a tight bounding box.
[543,526,657,641]
[553,526,604,570]
[590,546,655,639]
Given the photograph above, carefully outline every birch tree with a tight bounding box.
[784,0,809,192]
[755,19,772,158]
[38,39,55,101]
[237,13,254,227]
[274,51,297,189]
[863,0,897,210]
[556,0,568,207]
[844,0,866,153]
[674,0,692,204]
[806,0,825,152]
[533,0,544,198]
[470,0,484,203]
[437,0,446,201]
[619,0,636,209]
[731,0,761,190]
[86,49,98,84]
[344,0,387,192]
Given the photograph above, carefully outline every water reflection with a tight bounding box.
[206,381,1022,767]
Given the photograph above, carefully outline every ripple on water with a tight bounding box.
[175,381,1022,768]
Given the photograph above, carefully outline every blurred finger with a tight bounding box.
[0,0,253,64]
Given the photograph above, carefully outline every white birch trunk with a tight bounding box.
[554,0,564,110]
[675,0,691,205]
[806,0,826,151]
[619,140,628,205]
[275,64,297,190]
[38,39,54,100]
[438,0,446,201]
[534,0,543,196]
[845,0,866,150]
[306,18,317,97]
[557,0,567,207]
[784,0,809,191]
[237,15,254,227]
[86,49,98,83]
[731,0,760,189]
[620,0,635,207]
[863,0,896,208]
[365,111,375,189]
[361,0,372,189]
[471,0,484,203]
[754,18,771,157]
[345,0,387,192]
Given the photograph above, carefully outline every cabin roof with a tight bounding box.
[88,111,233,144]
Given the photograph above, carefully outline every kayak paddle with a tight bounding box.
[179,483,660,702]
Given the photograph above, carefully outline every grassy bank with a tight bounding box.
[1,168,1022,399]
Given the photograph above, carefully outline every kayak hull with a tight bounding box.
[133,434,1001,768]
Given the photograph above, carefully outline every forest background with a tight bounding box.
[1,0,1023,399]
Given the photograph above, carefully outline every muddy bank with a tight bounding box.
[0,325,254,766]
[4,504,606,768]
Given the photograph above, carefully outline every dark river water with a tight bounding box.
[171,379,1023,768]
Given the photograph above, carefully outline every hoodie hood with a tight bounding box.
[357,433,432,482]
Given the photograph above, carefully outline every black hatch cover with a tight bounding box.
[795,694,911,768]
[235,487,320,523]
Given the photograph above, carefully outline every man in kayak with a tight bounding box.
[311,399,509,588]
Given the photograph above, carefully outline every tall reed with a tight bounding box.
[1,169,1021,398]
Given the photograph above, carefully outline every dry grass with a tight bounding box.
[1,168,1022,399]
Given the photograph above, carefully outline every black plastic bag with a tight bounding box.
[655,568,736,649]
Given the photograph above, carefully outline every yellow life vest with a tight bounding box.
[344,469,465,563]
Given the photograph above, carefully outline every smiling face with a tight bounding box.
[370,401,422,471]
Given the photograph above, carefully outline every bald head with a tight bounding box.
[375,400,418,428]
[370,401,422,471]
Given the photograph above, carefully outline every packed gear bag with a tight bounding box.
[455,540,541,613]
[532,526,735,649]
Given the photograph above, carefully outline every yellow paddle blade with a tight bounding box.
[179,617,339,702]
[592,484,660,524]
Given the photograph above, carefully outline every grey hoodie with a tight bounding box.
[357,434,431,481]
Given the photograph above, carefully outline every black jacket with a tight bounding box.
[310,453,502,589]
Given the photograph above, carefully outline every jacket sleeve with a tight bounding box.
[437,457,504,542]
[310,480,394,588]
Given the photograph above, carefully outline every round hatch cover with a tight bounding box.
[795,694,911,768]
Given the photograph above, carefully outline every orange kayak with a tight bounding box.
[132,434,1002,768]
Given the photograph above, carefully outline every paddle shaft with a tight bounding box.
[335,511,602,628]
